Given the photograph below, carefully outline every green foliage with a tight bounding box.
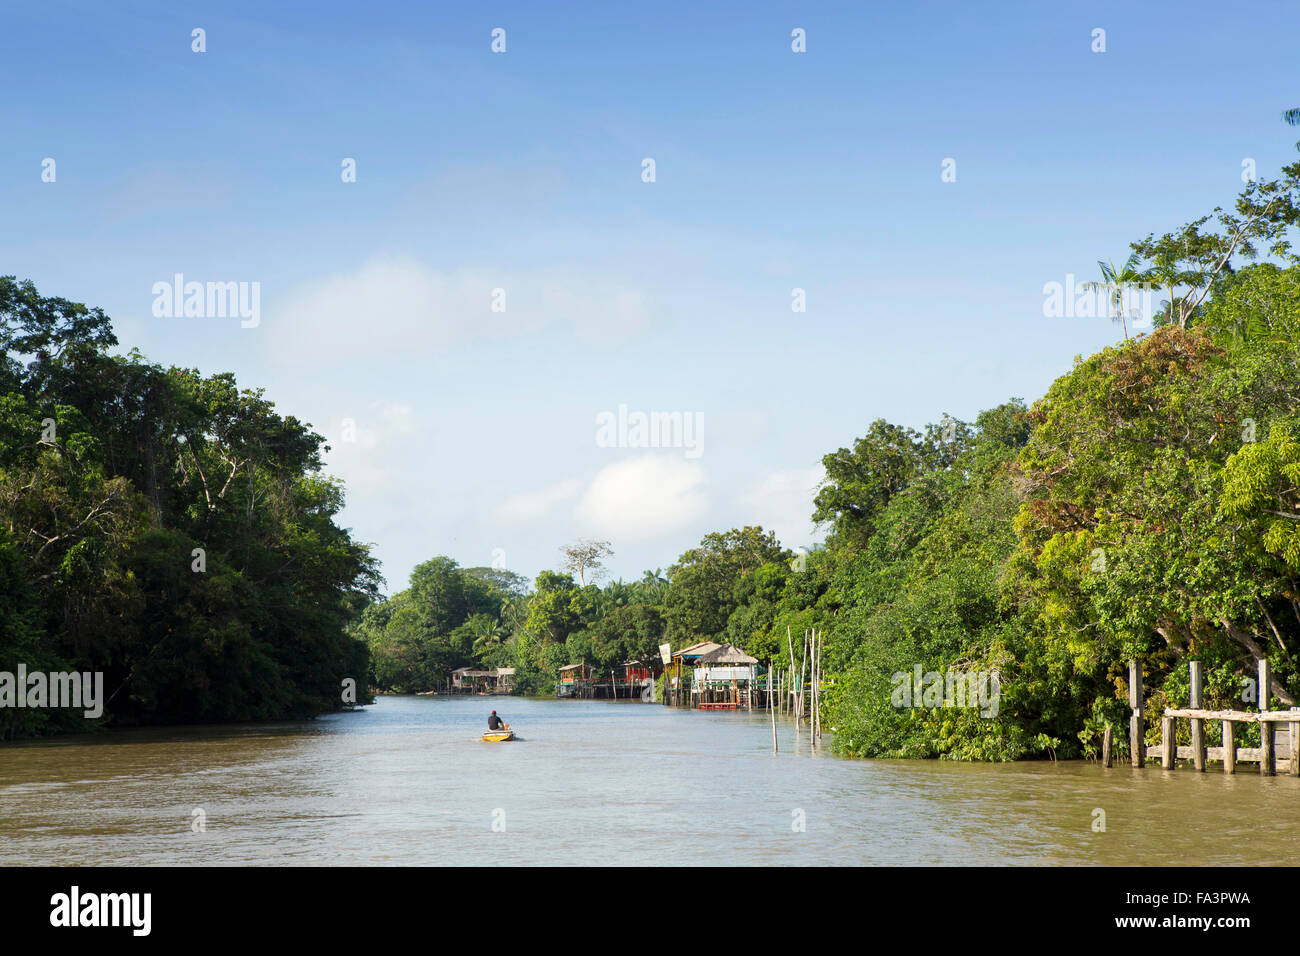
[0,276,377,735]
[663,526,789,645]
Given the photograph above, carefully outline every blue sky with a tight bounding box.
[3,0,1298,593]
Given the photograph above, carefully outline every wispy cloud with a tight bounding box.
[739,465,824,549]
[492,478,584,524]
[323,399,420,498]
[575,453,709,541]
[264,257,651,364]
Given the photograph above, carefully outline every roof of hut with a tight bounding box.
[697,643,759,665]
[672,641,722,659]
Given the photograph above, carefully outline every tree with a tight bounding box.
[812,420,931,550]
[525,570,596,645]
[1079,252,1145,339]
[559,538,613,586]
[1128,161,1300,329]
[1011,324,1300,707]
[663,527,789,644]
[0,277,378,731]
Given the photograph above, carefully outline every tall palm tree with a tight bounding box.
[636,569,669,605]
[1080,252,1145,339]
[1285,107,1300,149]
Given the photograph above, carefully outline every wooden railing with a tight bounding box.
[1122,658,1298,776]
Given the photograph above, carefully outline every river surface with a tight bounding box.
[2,695,1299,865]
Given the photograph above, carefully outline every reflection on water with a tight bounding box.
[2,695,1299,865]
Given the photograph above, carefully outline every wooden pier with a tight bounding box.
[1122,658,1299,776]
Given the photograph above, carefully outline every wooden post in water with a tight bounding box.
[1189,661,1206,772]
[1161,717,1174,769]
[769,661,777,754]
[1129,659,1145,768]
[816,630,822,743]
[1223,720,1236,774]
[786,626,795,722]
[1290,708,1299,777]
[1260,658,1276,776]
[1261,719,1276,776]
[815,630,823,744]
[808,632,815,752]
[1102,724,1113,767]
[819,631,825,743]
[797,631,807,726]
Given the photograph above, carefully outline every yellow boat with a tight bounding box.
[482,728,514,742]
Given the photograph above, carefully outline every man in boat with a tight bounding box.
[488,710,509,731]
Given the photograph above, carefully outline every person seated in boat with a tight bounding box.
[488,710,508,731]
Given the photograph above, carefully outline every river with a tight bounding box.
[2,695,1297,865]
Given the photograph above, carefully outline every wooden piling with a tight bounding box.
[797,631,807,726]
[1223,720,1236,774]
[1262,721,1276,776]
[800,632,811,749]
[1260,658,1275,777]
[1189,661,1206,772]
[1102,724,1113,767]
[1290,710,1299,777]
[786,626,795,722]
[1161,717,1174,769]
[769,661,777,754]
[1129,659,1145,768]
[816,630,823,744]
[811,630,819,746]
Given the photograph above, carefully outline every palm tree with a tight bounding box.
[636,569,669,605]
[1080,252,1145,339]
[1285,107,1300,149]
[467,613,507,656]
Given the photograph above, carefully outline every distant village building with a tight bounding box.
[554,660,662,700]
[664,642,720,707]
[556,663,594,698]
[692,644,759,709]
[662,642,760,709]
[450,667,514,695]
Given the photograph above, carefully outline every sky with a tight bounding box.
[3,0,1298,594]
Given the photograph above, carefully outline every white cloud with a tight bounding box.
[739,465,824,549]
[266,257,651,363]
[324,400,420,498]
[575,454,709,541]
[492,478,584,524]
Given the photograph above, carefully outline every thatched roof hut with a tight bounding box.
[697,643,759,665]
[671,641,722,661]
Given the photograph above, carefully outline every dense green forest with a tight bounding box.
[0,279,378,739]
[7,161,1300,758]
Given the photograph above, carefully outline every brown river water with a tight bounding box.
[2,695,1298,865]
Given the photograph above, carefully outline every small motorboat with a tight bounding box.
[482,728,514,742]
